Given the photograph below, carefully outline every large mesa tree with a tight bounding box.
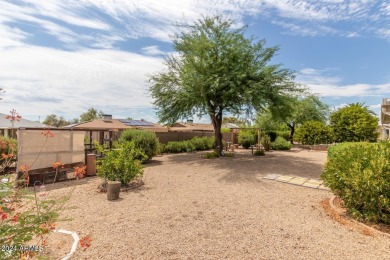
[149,16,301,155]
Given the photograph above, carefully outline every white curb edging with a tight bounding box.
[54,229,80,260]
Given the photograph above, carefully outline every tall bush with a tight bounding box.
[295,121,334,145]
[271,136,292,150]
[329,103,378,142]
[322,142,390,224]
[238,131,255,149]
[96,141,145,185]
[119,130,159,162]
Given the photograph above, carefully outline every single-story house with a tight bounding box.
[169,121,214,132]
[381,98,390,140]
[0,113,46,138]
[63,115,168,145]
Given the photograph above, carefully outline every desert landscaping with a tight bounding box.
[42,149,390,259]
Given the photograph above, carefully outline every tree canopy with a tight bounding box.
[79,108,103,122]
[256,94,329,143]
[149,16,302,154]
[330,103,378,142]
[42,114,70,127]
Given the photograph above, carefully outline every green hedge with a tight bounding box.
[119,130,159,162]
[271,136,292,150]
[295,121,334,145]
[162,137,215,153]
[322,142,390,224]
[238,131,255,149]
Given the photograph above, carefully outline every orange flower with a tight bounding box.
[11,213,20,222]
[20,164,31,173]
[41,129,54,137]
[1,213,8,220]
[52,161,64,170]
[73,165,86,179]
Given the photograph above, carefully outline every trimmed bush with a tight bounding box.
[295,121,334,145]
[162,137,215,153]
[119,130,159,162]
[329,103,379,142]
[322,142,390,224]
[96,141,145,185]
[271,136,292,150]
[238,131,255,149]
[276,130,290,141]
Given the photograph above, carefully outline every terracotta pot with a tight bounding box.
[107,181,121,201]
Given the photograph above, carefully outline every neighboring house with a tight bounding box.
[0,113,46,138]
[221,123,240,130]
[381,98,390,140]
[65,115,168,132]
[169,121,214,132]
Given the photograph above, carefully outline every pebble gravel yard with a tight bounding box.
[44,149,390,259]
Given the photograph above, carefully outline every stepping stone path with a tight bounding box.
[263,174,330,191]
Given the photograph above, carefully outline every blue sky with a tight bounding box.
[1,0,389,123]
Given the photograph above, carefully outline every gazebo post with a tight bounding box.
[231,130,234,152]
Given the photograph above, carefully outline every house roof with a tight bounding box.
[0,113,46,129]
[222,123,240,129]
[65,118,168,132]
[169,122,214,132]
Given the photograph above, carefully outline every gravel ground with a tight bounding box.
[44,149,390,259]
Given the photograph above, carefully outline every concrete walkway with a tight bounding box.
[263,173,330,191]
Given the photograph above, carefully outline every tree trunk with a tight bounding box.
[287,123,295,144]
[210,113,223,156]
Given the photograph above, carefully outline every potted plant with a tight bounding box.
[96,141,146,200]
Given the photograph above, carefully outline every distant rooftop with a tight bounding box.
[0,113,46,129]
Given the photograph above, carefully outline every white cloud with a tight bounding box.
[142,45,166,56]
[0,46,164,119]
[298,68,390,98]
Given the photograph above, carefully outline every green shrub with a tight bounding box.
[0,136,17,155]
[263,131,277,142]
[322,142,390,224]
[190,136,215,151]
[96,141,145,185]
[221,128,231,133]
[295,121,334,145]
[261,135,271,151]
[271,136,292,150]
[254,150,265,156]
[204,151,219,159]
[238,131,255,149]
[329,103,379,142]
[119,130,159,162]
[276,130,290,141]
[162,137,215,153]
[0,137,17,172]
